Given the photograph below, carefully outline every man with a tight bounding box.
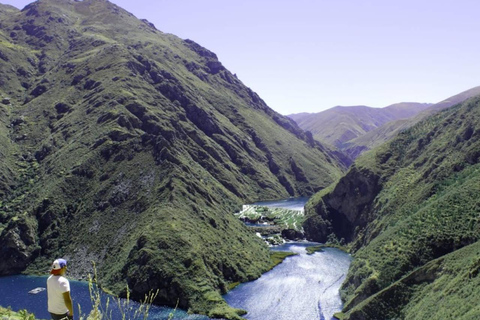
[47,259,74,320]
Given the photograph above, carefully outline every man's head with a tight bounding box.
[50,258,67,275]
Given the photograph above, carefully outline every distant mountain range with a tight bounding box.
[289,86,480,159]
[0,1,347,318]
[3,1,480,319]
[289,102,431,147]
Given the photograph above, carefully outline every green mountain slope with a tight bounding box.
[303,94,480,319]
[0,0,347,318]
[288,103,431,151]
[342,240,480,320]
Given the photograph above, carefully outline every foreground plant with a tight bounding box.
[79,263,160,320]
[0,307,36,320]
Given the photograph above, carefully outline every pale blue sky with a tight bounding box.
[3,0,480,114]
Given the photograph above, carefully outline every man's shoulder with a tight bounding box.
[58,276,69,283]
[47,275,69,283]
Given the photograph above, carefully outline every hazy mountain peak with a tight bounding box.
[288,102,431,153]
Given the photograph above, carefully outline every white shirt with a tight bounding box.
[47,275,70,314]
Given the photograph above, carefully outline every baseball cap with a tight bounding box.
[51,259,67,270]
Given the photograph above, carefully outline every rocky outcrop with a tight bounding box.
[0,217,39,275]
[281,228,304,240]
[304,165,382,243]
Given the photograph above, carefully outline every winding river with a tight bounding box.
[224,198,352,320]
[224,243,351,320]
[0,198,351,320]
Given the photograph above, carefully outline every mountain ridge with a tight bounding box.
[288,102,431,152]
[290,87,480,160]
[0,1,347,318]
[343,86,480,158]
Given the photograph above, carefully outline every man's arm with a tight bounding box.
[63,291,74,317]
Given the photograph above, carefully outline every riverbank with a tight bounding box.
[306,243,350,255]
[235,198,311,246]
[0,250,297,320]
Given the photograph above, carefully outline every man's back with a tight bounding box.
[47,274,70,315]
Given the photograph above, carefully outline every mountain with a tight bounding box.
[0,0,348,318]
[303,94,480,319]
[343,86,480,158]
[288,102,431,151]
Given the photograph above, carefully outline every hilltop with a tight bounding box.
[288,102,431,154]
[290,86,480,159]
[344,86,480,158]
[0,0,347,318]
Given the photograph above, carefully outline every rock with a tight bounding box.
[304,165,381,242]
[281,229,304,241]
[0,219,38,275]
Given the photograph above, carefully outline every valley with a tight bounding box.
[0,1,479,320]
[0,1,346,319]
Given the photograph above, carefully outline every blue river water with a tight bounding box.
[224,242,351,320]
[0,275,208,320]
[0,198,352,320]
[252,197,309,211]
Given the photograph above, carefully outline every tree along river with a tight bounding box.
[0,198,351,320]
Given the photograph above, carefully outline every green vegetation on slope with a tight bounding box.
[342,86,480,159]
[304,94,480,319]
[289,103,431,157]
[0,0,347,318]
[234,205,305,231]
[0,307,39,320]
[339,240,480,320]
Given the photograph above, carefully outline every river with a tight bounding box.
[224,243,351,320]
[0,275,208,319]
[225,197,352,320]
[252,197,309,211]
[0,198,351,320]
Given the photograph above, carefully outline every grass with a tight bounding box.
[268,251,297,270]
[305,242,350,255]
[80,263,162,320]
[0,307,38,320]
[343,241,480,320]
[305,95,480,319]
[234,205,305,231]
[0,0,348,318]
[305,245,325,255]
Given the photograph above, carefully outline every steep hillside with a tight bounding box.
[0,0,347,318]
[344,86,480,158]
[288,103,431,150]
[303,94,480,319]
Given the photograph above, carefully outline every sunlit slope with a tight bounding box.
[343,86,480,158]
[0,0,347,318]
[304,94,480,319]
[289,103,431,151]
